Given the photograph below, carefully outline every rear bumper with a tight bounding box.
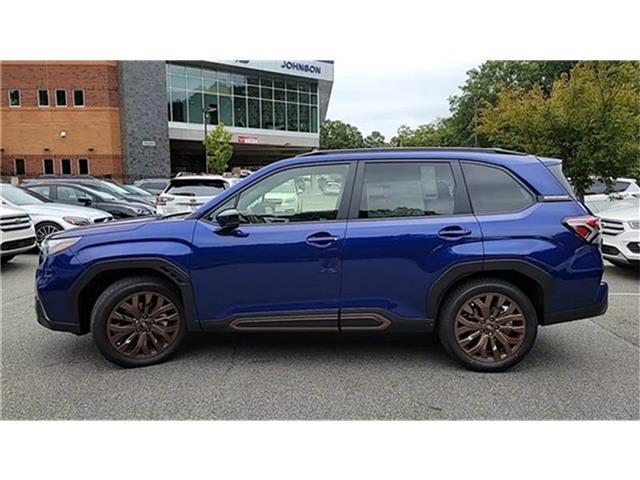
[35,295,84,335]
[544,282,608,325]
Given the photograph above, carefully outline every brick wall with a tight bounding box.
[0,61,124,181]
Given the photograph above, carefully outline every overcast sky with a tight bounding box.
[326,60,479,141]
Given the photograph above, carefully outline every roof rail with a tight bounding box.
[297,147,528,157]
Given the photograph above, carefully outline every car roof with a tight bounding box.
[169,175,229,181]
[290,147,540,164]
[255,147,546,173]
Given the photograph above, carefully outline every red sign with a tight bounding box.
[237,135,258,144]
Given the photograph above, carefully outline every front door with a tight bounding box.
[340,160,483,330]
[191,162,354,330]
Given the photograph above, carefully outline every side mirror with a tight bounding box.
[77,197,92,206]
[216,208,240,231]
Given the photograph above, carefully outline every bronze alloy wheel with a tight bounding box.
[454,292,526,363]
[106,291,181,358]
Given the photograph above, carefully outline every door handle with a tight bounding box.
[306,232,341,248]
[437,226,472,239]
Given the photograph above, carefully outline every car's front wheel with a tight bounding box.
[35,222,63,248]
[91,276,186,368]
[438,278,538,372]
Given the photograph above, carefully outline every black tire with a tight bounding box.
[1,255,15,264]
[437,278,538,372]
[35,222,63,248]
[91,276,186,368]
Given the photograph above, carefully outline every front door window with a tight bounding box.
[235,164,349,224]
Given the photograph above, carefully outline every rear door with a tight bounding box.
[339,159,483,330]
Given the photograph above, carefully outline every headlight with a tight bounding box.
[134,207,150,215]
[628,220,640,230]
[41,237,81,256]
[63,216,90,226]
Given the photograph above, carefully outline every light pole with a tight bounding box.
[203,104,218,173]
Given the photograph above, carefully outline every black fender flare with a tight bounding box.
[70,257,198,332]
[426,259,553,320]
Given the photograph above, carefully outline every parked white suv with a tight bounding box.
[0,184,112,246]
[0,204,36,264]
[156,175,230,216]
[585,177,640,202]
[597,198,640,269]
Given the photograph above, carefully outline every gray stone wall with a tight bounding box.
[118,61,171,181]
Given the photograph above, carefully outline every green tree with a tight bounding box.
[203,123,233,174]
[320,119,364,149]
[363,130,387,148]
[389,118,457,147]
[448,61,578,146]
[478,61,640,199]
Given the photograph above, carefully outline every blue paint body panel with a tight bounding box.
[35,149,607,334]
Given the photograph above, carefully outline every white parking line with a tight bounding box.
[609,292,640,296]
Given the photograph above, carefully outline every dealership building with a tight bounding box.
[1,60,334,181]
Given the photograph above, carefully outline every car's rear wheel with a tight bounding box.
[91,276,185,368]
[438,278,538,372]
[35,222,63,248]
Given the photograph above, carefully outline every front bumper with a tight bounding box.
[35,295,84,335]
[544,282,608,325]
[601,230,640,264]
[1,235,36,257]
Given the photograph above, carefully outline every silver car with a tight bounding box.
[0,184,112,246]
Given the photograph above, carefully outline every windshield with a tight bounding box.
[84,186,118,201]
[98,180,131,196]
[122,184,151,195]
[166,179,228,197]
[0,185,47,205]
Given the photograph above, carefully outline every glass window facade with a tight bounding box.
[166,63,319,133]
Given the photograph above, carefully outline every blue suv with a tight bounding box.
[35,148,608,371]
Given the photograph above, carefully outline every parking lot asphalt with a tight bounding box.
[1,253,638,420]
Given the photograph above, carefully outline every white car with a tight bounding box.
[0,184,112,246]
[156,175,230,216]
[0,203,36,264]
[585,177,640,204]
[597,198,640,269]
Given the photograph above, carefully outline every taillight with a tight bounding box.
[563,215,600,243]
[156,195,174,206]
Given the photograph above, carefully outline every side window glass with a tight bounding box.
[206,197,237,221]
[29,185,51,198]
[462,162,534,214]
[57,186,82,201]
[359,162,457,218]
[236,164,349,224]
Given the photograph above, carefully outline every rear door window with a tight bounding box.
[358,162,458,218]
[166,179,228,197]
[462,162,534,214]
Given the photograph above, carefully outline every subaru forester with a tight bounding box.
[35,148,608,371]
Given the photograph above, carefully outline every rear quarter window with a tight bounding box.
[547,163,576,197]
[462,162,534,214]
